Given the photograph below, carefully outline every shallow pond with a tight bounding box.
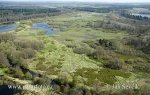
[32,22,61,35]
[0,22,62,34]
[0,24,16,32]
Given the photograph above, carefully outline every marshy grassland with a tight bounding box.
[0,3,150,95]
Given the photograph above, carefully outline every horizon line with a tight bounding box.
[1,1,150,4]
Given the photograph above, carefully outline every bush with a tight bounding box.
[0,51,9,66]
[68,88,84,95]
[125,59,134,64]
[7,50,22,65]
[133,64,150,73]
[14,39,44,50]
[0,33,15,42]
[73,47,94,55]
[126,35,150,54]
[21,48,36,59]
[14,69,24,78]
[25,72,32,80]
[91,46,105,60]
[33,77,46,85]
[132,58,150,73]
[104,58,122,70]
[98,39,114,49]
[83,40,96,49]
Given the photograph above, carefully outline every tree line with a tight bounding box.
[0,6,61,24]
[120,11,150,20]
[74,7,112,13]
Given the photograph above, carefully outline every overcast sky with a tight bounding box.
[2,0,150,3]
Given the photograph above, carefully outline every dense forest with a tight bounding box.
[120,11,150,20]
[74,7,112,13]
[0,6,61,24]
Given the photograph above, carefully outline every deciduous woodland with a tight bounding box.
[0,1,150,95]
